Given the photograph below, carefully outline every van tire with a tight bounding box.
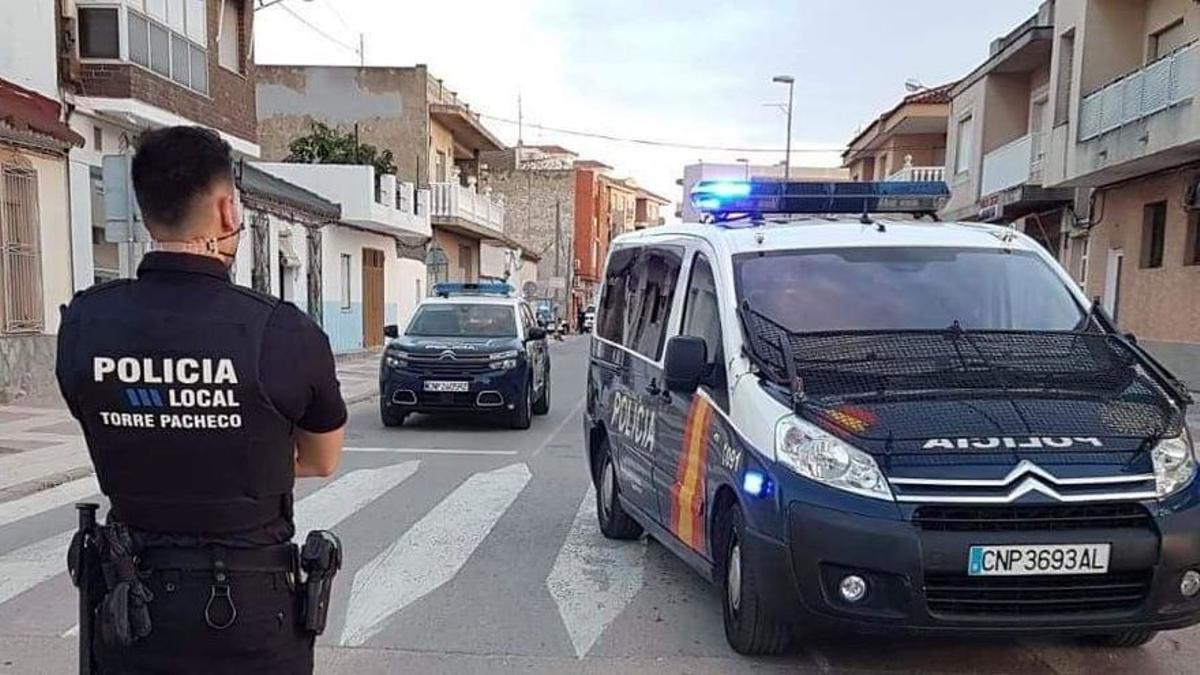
[533,370,550,415]
[718,506,790,656]
[508,377,533,430]
[380,402,406,428]
[1083,631,1158,648]
[596,442,642,540]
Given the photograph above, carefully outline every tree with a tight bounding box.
[285,122,397,178]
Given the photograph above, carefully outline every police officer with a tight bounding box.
[56,126,347,673]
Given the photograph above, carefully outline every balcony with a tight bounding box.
[1067,42,1200,186]
[886,165,946,182]
[974,132,1072,222]
[1079,42,1199,141]
[253,163,431,241]
[430,182,506,240]
[981,134,1036,196]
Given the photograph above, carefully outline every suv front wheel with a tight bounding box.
[508,377,533,429]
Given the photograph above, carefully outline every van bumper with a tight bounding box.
[742,495,1200,636]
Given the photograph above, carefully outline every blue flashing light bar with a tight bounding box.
[690,180,949,218]
[434,282,514,298]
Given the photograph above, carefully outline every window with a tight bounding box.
[625,246,683,359]
[681,253,727,409]
[1079,235,1090,284]
[954,115,974,174]
[92,126,103,152]
[79,7,120,58]
[1149,19,1186,62]
[1053,31,1076,127]
[218,0,242,72]
[1141,201,1167,269]
[457,245,473,281]
[340,253,352,310]
[124,4,209,94]
[0,167,44,333]
[406,304,518,338]
[1186,212,1200,266]
[596,247,637,345]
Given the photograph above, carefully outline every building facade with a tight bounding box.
[62,0,260,286]
[0,78,84,401]
[254,162,430,353]
[255,65,508,288]
[634,188,670,229]
[843,83,954,184]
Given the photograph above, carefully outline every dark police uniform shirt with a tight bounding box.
[56,252,347,547]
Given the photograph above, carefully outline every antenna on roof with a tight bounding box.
[904,78,926,93]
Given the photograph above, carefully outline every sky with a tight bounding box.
[255,0,1044,212]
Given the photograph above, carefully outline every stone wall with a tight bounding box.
[484,168,576,293]
[0,334,57,403]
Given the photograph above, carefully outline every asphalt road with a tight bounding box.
[1,336,1198,673]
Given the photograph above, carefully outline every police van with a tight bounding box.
[583,180,1198,655]
[381,282,550,429]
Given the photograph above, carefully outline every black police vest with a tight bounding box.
[59,276,295,537]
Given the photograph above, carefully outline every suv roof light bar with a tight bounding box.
[433,282,515,298]
[690,180,949,220]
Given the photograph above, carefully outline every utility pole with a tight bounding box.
[517,92,524,148]
[554,199,562,312]
[359,34,365,67]
[772,75,795,180]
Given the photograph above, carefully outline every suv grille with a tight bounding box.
[925,571,1152,616]
[912,503,1153,532]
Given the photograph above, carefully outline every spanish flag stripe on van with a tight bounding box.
[671,396,713,553]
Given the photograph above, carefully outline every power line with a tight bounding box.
[320,0,355,32]
[477,113,845,154]
[277,3,360,55]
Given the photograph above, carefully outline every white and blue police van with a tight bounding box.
[583,179,1198,655]
[381,282,551,429]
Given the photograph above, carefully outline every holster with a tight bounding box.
[94,523,155,648]
[298,530,343,635]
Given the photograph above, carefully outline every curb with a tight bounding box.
[0,465,94,505]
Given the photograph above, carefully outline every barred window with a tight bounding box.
[0,167,44,333]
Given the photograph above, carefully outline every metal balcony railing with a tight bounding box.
[430,182,505,233]
[1079,41,1199,141]
[981,133,1040,196]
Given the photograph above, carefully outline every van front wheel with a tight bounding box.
[718,506,790,656]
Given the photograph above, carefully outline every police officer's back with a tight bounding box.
[56,126,347,674]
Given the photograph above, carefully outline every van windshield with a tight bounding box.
[733,247,1087,333]
[406,304,518,338]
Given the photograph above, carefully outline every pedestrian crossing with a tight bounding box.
[0,457,660,660]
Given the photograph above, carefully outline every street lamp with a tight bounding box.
[772,75,795,180]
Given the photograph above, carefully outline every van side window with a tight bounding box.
[596,247,638,345]
[681,253,728,410]
[627,246,683,360]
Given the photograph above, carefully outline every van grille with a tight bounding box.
[925,571,1152,616]
[912,503,1153,532]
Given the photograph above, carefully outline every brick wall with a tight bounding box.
[77,0,257,143]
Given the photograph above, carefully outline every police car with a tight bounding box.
[381,282,550,429]
[584,180,1198,655]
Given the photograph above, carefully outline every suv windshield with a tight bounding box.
[734,247,1086,332]
[406,304,518,338]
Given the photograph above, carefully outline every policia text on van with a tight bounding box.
[584,180,1199,655]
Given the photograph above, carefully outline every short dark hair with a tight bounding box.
[131,126,234,230]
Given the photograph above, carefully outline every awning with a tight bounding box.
[0,78,84,152]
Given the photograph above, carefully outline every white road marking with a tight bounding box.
[0,441,90,492]
[545,485,646,659]
[346,447,518,456]
[0,530,75,607]
[530,398,586,458]
[0,476,100,529]
[61,624,78,638]
[292,462,420,536]
[339,462,533,647]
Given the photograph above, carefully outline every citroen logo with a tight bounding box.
[439,350,457,361]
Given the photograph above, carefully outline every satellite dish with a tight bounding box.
[904,78,926,93]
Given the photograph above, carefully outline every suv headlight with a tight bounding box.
[384,352,408,369]
[775,416,892,501]
[1152,429,1197,498]
[489,350,521,370]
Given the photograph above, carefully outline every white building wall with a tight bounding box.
[0,0,60,98]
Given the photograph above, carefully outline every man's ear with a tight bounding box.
[217,191,240,234]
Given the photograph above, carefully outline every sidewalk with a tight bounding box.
[0,353,383,504]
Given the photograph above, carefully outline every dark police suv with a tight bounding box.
[381,283,550,429]
[584,180,1198,655]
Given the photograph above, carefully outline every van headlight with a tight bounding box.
[775,416,892,501]
[1152,429,1197,498]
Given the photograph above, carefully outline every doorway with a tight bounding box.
[362,247,385,347]
[1104,248,1124,324]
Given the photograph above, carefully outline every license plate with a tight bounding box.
[424,380,469,393]
[968,543,1111,576]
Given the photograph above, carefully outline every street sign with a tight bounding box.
[102,155,150,243]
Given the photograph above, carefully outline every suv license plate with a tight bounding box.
[424,381,469,393]
[968,543,1111,576]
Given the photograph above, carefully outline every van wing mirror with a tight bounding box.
[527,326,548,341]
[664,336,708,394]
[384,324,399,339]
